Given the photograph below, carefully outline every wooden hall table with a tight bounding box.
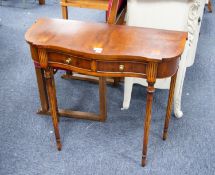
[25,18,187,166]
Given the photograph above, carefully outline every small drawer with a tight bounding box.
[96,61,146,74]
[47,51,91,70]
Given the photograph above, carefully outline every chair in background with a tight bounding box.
[122,0,206,118]
[0,0,45,6]
[60,0,127,85]
[60,0,126,24]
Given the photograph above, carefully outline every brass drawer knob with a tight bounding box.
[119,64,124,71]
[65,58,72,64]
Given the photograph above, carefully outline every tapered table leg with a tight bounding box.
[99,77,107,122]
[45,68,62,151]
[35,67,49,113]
[163,72,178,140]
[141,62,157,166]
[142,82,155,166]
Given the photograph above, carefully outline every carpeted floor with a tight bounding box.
[0,1,215,175]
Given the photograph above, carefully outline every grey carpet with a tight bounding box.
[0,1,215,175]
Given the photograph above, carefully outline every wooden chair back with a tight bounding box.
[60,0,126,24]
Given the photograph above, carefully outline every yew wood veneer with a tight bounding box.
[25,18,187,166]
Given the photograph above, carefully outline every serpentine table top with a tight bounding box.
[26,18,186,65]
[25,18,187,166]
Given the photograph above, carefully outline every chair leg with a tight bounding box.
[142,82,155,167]
[52,70,60,123]
[45,68,62,151]
[105,11,108,22]
[39,0,45,5]
[113,77,121,86]
[122,77,134,110]
[163,72,178,140]
[99,77,107,122]
[35,67,49,113]
[208,0,213,13]
[62,5,68,19]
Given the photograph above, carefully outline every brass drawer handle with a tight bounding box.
[65,58,72,64]
[119,64,124,71]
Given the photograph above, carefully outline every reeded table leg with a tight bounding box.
[163,72,178,140]
[142,82,155,166]
[45,68,62,151]
[142,63,157,167]
[35,67,49,113]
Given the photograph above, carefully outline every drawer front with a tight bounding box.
[47,52,91,70]
[96,61,146,74]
